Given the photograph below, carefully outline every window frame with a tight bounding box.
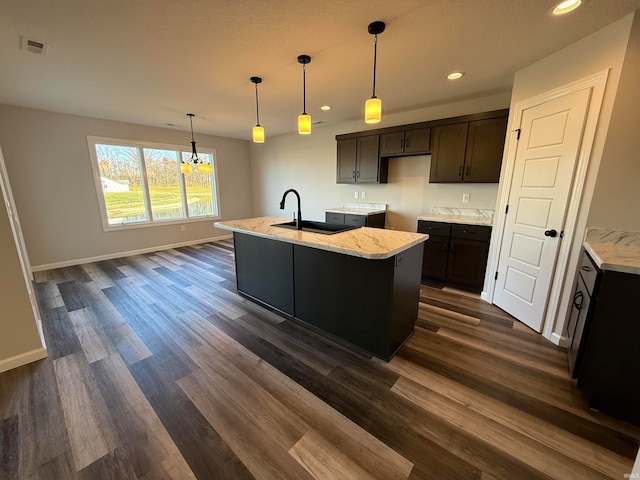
[87,135,222,232]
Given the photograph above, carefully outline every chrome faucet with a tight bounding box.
[279,188,302,230]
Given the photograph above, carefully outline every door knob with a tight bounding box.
[544,229,558,237]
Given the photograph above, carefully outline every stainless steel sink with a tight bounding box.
[272,220,361,235]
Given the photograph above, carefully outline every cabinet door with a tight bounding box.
[325,212,345,224]
[344,214,366,226]
[446,238,489,291]
[356,135,380,183]
[336,138,357,183]
[566,274,591,377]
[463,117,507,183]
[404,127,430,154]
[429,123,468,183]
[380,132,405,156]
[421,234,449,280]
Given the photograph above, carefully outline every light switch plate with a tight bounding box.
[354,191,359,199]
[462,193,470,203]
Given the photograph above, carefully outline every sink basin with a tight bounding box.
[272,220,361,235]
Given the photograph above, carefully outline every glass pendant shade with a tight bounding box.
[198,163,213,174]
[365,97,382,124]
[253,125,265,143]
[298,114,311,135]
[180,162,193,174]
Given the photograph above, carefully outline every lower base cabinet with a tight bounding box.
[569,250,640,424]
[233,232,423,360]
[325,212,386,229]
[418,220,491,292]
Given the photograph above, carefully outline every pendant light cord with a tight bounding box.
[302,63,307,115]
[254,83,261,126]
[189,114,195,142]
[372,34,378,98]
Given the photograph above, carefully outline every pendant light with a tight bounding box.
[297,55,311,135]
[181,113,212,174]
[365,21,385,124]
[250,76,265,143]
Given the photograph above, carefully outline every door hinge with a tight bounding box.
[495,271,498,280]
[515,128,521,140]
[505,204,509,214]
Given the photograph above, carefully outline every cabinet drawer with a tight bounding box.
[578,251,599,296]
[325,212,345,224]
[451,224,491,241]
[344,214,366,226]
[417,221,451,236]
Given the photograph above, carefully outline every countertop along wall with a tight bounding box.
[0,105,254,268]
[248,92,511,234]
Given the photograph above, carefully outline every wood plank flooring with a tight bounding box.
[1,238,639,479]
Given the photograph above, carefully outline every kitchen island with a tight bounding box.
[215,216,428,360]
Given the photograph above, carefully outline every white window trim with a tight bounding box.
[87,135,222,232]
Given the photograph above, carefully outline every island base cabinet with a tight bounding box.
[293,243,423,360]
[233,233,294,316]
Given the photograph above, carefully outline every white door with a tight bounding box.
[493,88,591,332]
[0,146,45,343]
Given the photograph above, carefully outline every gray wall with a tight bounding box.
[0,105,254,268]
[588,11,640,230]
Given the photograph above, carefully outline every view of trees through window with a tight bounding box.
[92,140,218,227]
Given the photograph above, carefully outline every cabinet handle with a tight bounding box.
[405,137,410,148]
[400,138,405,150]
[458,166,462,177]
[450,244,456,254]
[573,291,584,310]
[356,170,360,178]
[443,243,448,252]
[462,230,475,235]
[581,266,591,272]
[352,170,356,179]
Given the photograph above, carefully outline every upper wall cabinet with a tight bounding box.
[336,109,508,185]
[336,135,387,184]
[430,115,508,183]
[380,127,431,156]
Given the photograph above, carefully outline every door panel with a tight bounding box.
[493,88,591,332]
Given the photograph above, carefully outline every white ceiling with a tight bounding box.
[2,0,639,140]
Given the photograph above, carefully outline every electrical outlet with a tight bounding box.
[462,193,470,203]
[361,191,367,199]
[354,191,359,199]
[180,225,186,232]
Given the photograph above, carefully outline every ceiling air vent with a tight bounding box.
[20,36,49,55]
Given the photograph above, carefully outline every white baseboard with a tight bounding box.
[550,332,567,347]
[31,234,233,272]
[0,347,48,373]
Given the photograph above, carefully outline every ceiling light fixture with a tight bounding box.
[553,0,581,15]
[181,114,212,174]
[250,76,264,143]
[365,21,385,124]
[320,105,332,111]
[447,72,464,80]
[297,55,312,135]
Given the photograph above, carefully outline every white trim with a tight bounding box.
[550,332,567,347]
[484,70,609,342]
[86,135,222,232]
[31,234,233,272]
[0,348,47,373]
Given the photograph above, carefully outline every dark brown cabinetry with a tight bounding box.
[380,127,431,156]
[430,116,508,183]
[417,220,491,292]
[336,109,508,184]
[336,135,386,184]
[325,211,386,228]
[568,249,640,423]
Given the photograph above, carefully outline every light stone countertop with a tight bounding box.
[583,229,640,275]
[325,202,387,216]
[215,216,427,260]
[417,214,493,226]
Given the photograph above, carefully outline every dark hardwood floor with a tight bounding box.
[1,238,639,479]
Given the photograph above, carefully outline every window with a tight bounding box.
[88,136,220,230]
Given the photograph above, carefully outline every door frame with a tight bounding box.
[483,70,609,345]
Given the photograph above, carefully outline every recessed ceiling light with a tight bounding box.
[447,72,464,80]
[320,105,332,111]
[553,0,581,15]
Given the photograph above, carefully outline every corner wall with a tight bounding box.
[0,105,254,268]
